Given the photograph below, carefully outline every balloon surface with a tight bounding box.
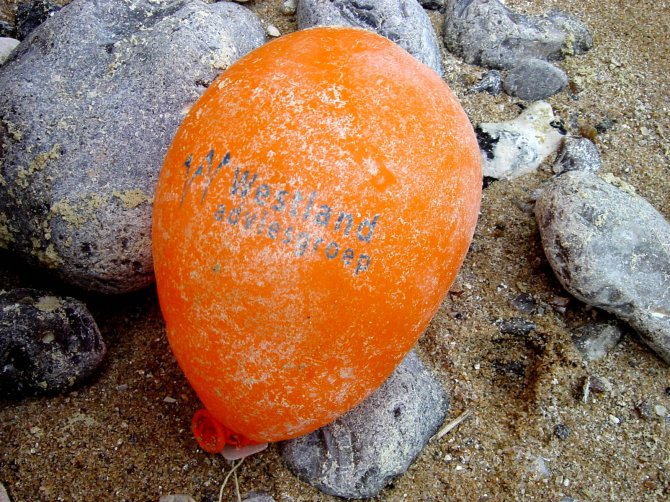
[153,27,481,443]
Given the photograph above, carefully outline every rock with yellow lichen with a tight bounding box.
[0,0,265,293]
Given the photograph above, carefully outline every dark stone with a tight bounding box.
[16,0,62,40]
[503,58,568,101]
[469,70,502,95]
[553,423,570,440]
[0,0,266,293]
[572,321,624,361]
[0,19,15,38]
[495,317,536,336]
[297,0,444,76]
[536,172,670,364]
[0,288,106,397]
[418,0,445,10]
[281,351,449,499]
[552,137,602,174]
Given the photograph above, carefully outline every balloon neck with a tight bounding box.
[191,408,261,453]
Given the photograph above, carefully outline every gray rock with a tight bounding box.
[0,37,20,65]
[572,321,624,361]
[0,288,106,397]
[536,172,670,364]
[503,58,568,101]
[0,0,266,293]
[495,317,536,336]
[244,493,276,502]
[297,0,444,76]
[477,101,565,179]
[553,137,602,174]
[443,0,591,69]
[542,10,593,56]
[281,0,298,15]
[281,350,449,499]
[158,496,195,502]
[469,70,502,95]
[0,482,9,502]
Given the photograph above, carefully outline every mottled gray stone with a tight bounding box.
[477,101,565,180]
[281,350,449,499]
[0,37,20,65]
[158,496,195,502]
[244,493,276,502]
[0,482,9,502]
[503,58,568,101]
[297,0,444,76]
[443,0,592,69]
[572,321,625,361]
[536,172,670,364]
[553,137,602,174]
[0,288,105,397]
[542,10,593,56]
[0,0,266,293]
[469,70,502,95]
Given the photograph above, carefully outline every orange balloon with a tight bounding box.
[153,27,481,444]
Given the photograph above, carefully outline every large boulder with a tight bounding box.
[0,0,265,293]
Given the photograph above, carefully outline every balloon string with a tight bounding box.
[218,457,245,502]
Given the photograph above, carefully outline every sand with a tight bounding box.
[1,0,669,500]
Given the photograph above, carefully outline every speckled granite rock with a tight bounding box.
[0,0,265,293]
[297,0,444,76]
[281,350,449,499]
[536,172,670,363]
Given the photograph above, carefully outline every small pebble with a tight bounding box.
[469,70,502,95]
[158,496,195,502]
[281,0,297,15]
[0,37,20,65]
[588,375,612,394]
[553,137,602,174]
[636,400,654,420]
[244,493,277,502]
[608,415,620,425]
[572,322,624,361]
[163,396,177,404]
[494,318,536,336]
[654,405,667,417]
[267,24,281,37]
[511,293,543,315]
[503,58,568,101]
[554,423,570,440]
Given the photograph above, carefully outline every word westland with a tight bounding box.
[189,150,381,276]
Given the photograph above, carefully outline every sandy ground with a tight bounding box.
[1,0,670,500]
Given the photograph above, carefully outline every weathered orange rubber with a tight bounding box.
[153,27,481,444]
